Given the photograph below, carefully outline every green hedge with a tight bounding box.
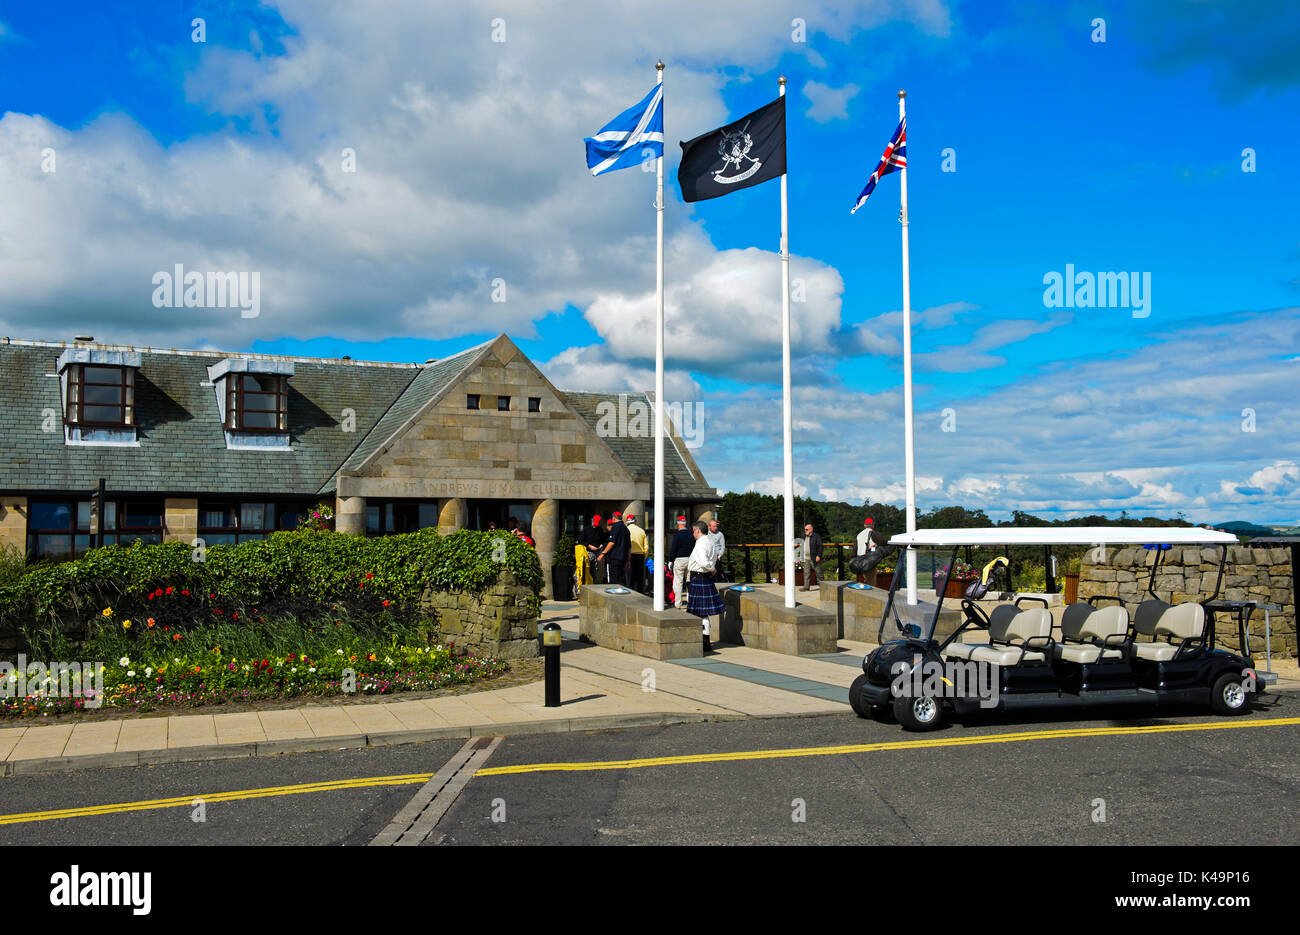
[1,528,542,655]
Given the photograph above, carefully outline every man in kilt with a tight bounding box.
[686,521,724,652]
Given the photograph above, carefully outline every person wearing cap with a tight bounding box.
[599,512,631,585]
[577,514,607,587]
[668,515,694,608]
[624,512,647,592]
[856,517,881,557]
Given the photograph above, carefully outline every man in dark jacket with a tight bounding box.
[667,515,696,608]
[577,514,607,586]
[801,522,823,591]
[600,512,631,585]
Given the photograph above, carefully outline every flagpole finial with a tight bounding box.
[656,60,664,71]
[778,75,787,86]
[898,89,906,99]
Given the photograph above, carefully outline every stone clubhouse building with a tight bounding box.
[0,334,721,596]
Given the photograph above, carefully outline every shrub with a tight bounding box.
[554,532,576,568]
[1,527,542,657]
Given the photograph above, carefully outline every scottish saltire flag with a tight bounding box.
[850,117,906,214]
[585,84,664,176]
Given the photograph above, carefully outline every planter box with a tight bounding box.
[876,571,894,590]
[551,565,575,601]
[944,578,972,600]
[777,569,806,587]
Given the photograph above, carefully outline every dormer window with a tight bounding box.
[56,347,142,446]
[226,373,287,432]
[65,364,134,428]
[207,357,294,450]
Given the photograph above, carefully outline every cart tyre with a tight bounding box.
[1209,671,1250,716]
[893,692,945,732]
[849,674,873,718]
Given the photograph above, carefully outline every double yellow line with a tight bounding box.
[475,716,1300,776]
[0,773,433,826]
[3,716,1296,826]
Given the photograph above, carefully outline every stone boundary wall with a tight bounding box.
[418,570,540,660]
[1079,546,1296,658]
[720,588,837,655]
[579,586,705,659]
[819,581,967,644]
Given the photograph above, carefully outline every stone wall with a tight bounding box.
[579,585,704,659]
[418,570,540,660]
[720,587,837,655]
[1079,546,1296,657]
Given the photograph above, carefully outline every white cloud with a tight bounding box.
[802,80,860,122]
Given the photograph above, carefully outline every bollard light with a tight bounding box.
[542,622,562,707]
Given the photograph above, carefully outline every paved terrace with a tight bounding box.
[2,585,1295,775]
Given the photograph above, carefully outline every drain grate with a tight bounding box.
[369,736,502,846]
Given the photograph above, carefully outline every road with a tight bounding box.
[2,698,1296,846]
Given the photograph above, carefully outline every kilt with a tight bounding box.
[687,576,725,618]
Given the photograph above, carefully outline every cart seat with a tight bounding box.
[943,605,1052,665]
[1131,600,1205,661]
[1054,603,1129,663]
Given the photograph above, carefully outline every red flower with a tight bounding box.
[181,590,189,596]
[148,594,155,601]
[172,633,183,641]
[365,573,374,579]
[165,586,174,594]
[383,600,391,607]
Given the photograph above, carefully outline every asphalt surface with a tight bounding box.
[1,696,1296,846]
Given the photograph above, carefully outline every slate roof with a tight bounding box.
[0,339,718,502]
[0,341,416,496]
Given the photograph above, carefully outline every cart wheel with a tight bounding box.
[893,692,945,732]
[849,674,872,718]
[1209,671,1250,716]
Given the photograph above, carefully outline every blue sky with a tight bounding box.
[1,1,1297,523]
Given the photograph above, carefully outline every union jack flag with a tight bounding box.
[850,117,906,214]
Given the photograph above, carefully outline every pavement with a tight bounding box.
[2,586,1296,777]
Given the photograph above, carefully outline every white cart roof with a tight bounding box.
[887,526,1239,547]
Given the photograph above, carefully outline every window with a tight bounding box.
[226,373,287,432]
[102,500,164,548]
[65,364,134,427]
[364,500,440,536]
[528,397,541,412]
[466,394,480,410]
[27,500,91,560]
[497,395,510,411]
[198,501,312,544]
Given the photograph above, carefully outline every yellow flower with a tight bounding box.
[122,620,132,629]
[101,608,113,617]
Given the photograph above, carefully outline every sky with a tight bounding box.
[1,0,1297,524]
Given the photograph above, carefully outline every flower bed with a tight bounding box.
[1,614,507,718]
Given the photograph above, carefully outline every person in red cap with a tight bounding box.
[599,512,630,584]
[577,514,607,588]
[856,517,881,558]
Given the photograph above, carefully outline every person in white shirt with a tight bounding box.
[687,521,725,652]
[856,517,881,556]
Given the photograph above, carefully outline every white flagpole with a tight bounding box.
[653,60,667,612]
[898,88,918,606]
[779,75,795,610]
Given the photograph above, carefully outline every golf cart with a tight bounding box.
[849,527,1267,731]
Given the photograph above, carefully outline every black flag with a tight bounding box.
[677,96,786,203]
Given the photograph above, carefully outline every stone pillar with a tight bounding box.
[336,495,366,535]
[0,496,27,556]
[164,498,198,544]
[532,498,560,599]
[438,497,467,535]
[623,499,645,521]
